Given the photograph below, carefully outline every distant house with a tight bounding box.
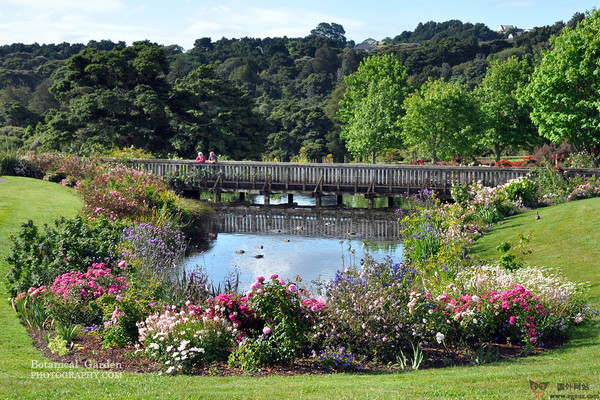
[354,38,379,52]
[498,25,515,34]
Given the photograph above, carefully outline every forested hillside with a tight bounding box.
[0,15,587,162]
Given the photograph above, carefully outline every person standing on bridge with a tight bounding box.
[195,152,206,163]
[208,152,218,163]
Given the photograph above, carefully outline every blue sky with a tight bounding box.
[0,0,597,49]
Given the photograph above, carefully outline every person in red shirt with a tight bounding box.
[195,152,206,163]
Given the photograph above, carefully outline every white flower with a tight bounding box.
[472,295,480,303]
[436,332,445,344]
[178,340,190,351]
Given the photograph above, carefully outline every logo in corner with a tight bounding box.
[529,380,550,400]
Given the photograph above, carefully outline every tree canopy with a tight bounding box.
[524,9,600,151]
[338,54,410,162]
[477,56,539,161]
[402,78,483,163]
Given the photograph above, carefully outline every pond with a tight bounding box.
[184,195,404,291]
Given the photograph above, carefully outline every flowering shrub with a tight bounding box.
[77,163,179,221]
[567,179,600,201]
[5,215,128,296]
[228,275,325,369]
[97,285,162,348]
[503,177,538,207]
[199,293,259,342]
[405,278,594,349]
[451,179,528,226]
[138,305,236,374]
[43,263,128,326]
[494,156,538,167]
[25,153,181,221]
[456,264,585,312]
[314,257,419,363]
[311,346,364,372]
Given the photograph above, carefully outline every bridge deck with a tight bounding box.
[128,159,537,201]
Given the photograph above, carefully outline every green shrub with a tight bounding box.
[503,177,538,207]
[5,215,129,296]
[228,335,294,371]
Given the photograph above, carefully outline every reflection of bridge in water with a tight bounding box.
[207,206,402,241]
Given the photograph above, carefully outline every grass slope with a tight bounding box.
[1,177,599,399]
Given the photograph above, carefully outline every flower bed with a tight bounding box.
[5,156,598,375]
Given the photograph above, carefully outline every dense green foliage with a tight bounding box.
[5,215,129,296]
[338,54,410,162]
[0,11,594,162]
[524,9,600,151]
[477,56,540,161]
[402,79,482,163]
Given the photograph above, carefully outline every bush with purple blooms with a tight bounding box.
[313,256,418,363]
[311,346,364,372]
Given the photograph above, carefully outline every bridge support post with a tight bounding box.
[264,194,270,205]
[214,191,221,203]
[239,192,246,202]
[337,195,343,206]
[367,197,374,209]
[315,194,322,207]
[388,197,394,208]
[287,193,294,205]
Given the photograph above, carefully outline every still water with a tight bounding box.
[184,195,404,291]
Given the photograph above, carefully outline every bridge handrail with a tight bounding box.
[112,159,600,194]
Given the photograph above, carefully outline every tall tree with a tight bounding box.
[402,78,483,163]
[337,54,411,163]
[523,9,600,151]
[170,66,267,160]
[45,41,172,154]
[477,56,539,161]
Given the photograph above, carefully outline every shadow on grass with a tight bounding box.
[546,320,600,356]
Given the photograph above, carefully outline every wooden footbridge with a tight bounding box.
[127,159,534,208]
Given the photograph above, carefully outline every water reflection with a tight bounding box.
[185,197,404,291]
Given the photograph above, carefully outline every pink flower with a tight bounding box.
[287,284,297,294]
[263,326,271,335]
[257,276,265,283]
[278,279,286,285]
[509,316,517,325]
[270,274,279,280]
[250,282,261,290]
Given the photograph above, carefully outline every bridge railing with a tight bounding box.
[128,159,533,190]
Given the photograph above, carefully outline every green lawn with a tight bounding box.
[1,176,599,399]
